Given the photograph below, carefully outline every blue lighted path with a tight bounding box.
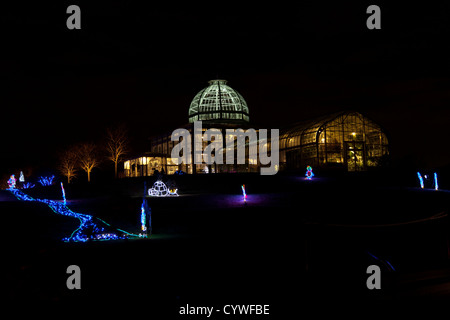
[8,189,140,242]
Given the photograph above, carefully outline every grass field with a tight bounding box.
[4,172,450,313]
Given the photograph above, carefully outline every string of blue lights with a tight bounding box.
[9,188,140,242]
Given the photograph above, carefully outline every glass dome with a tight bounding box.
[188,80,250,123]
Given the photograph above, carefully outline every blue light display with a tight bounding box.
[38,175,55,186]
[61,182,67,205]
[9,188,139,242]
[305,166,314,180]
[434,172,438,191]
[7,175,16,189]
[22,182,35,189]
[417,172,424,189]
[141,199,147,233]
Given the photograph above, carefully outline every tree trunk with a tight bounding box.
[87,170,91,182]
[114,161,118,179]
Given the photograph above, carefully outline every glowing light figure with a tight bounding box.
[241,184,247,202]
[22,182,35,189]
[19,171,25,182]
[140,199,147,234]
[417,172,424,189]
[305,166,314,180]
[148,180,178,197]
[61,182,67,205]
[38,175,55,186]
[434,172,438,191]
[7,175,16,189]
[148,180,168,196]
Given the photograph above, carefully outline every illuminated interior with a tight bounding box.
[123,156,179,177]
[123,81,389,176]
[280,111,389,171]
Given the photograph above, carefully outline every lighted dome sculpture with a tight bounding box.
[148,180,178,196]
[148,180,168,196]
[188,80,250,123]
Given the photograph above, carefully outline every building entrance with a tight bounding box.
[345,141,365,171]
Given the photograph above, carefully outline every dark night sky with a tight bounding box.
[1,2,450,175]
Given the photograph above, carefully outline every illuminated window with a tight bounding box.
[279,111,389,172]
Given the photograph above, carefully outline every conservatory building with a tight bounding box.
[123,80,389,177]
[279,111,389,171]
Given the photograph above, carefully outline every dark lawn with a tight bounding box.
[4,172,450,313]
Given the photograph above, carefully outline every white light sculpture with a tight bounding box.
[148,180,178,197]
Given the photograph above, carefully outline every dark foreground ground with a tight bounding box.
[4,172,450,316]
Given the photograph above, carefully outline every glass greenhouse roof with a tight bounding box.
[189,80,250,123]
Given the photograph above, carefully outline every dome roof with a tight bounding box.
[189,80,249,123]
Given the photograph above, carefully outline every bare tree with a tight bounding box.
[106,125,130,178]
[58,146,79,184]
[76,142,99,182]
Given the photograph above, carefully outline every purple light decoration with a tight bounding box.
[241,184,247,202]
[417,172,424,189]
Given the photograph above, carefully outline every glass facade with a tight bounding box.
[123,156,179,177]
[149,125,260,175]
[280,111,389,171]
[189,80,250,123]
[122,79,389,176]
